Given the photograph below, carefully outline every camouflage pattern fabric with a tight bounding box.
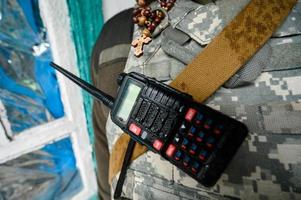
[106,0,301,199]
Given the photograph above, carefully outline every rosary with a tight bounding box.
[132,0,176,57]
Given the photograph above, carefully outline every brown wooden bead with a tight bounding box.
[167,2,172,8]
[147,24,156,32]
[133,16,138,23]
[137,0,146,7]
[142,28,151,37]
[156,10,165,18]
[138,16,147,26]
[141,9,150,17]
[154,17,161,24]
[160,2,167,7]
[149,11,155,19]
[145,20,152,26]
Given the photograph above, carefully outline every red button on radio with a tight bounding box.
[153,139,163,151]
[129,123,141,136]
[185,108,197,121]
[166,144,176,157]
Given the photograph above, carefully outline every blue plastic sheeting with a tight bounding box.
[0,89,47,132]
[16,0,41,34]
[0,0,81,199]
[0,0,64,133]
[0,138,83,200]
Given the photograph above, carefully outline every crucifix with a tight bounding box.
[131,34,152,57]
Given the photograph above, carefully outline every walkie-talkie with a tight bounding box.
[50,62,248,187]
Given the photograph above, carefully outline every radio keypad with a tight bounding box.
[164,107,227,176]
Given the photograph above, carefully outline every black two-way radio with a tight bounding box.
[50,62,248,187]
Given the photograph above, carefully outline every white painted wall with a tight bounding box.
[102,0,135,21]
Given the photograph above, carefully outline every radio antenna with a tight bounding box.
[50,62,115,109]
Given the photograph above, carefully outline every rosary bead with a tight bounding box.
[151,22,157,27]
[145,20,152,26]
[156,10,165,18]
[133,16,138,23]
[147,23,156,32]
[160,2,167,7]
[141,9,151,17]
[154,17,161,23]
[142,28,151,37]
[137,0,146,7]
[138,16,147,26]
[166,3,173,9]
[132,0,176,57]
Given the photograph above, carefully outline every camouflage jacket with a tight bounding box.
[106,0,301,199]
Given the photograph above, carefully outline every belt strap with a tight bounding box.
[113,138,136,199]
[109,0,297,185]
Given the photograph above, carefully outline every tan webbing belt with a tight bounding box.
[109,0,297,183]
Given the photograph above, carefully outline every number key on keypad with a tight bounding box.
[192,161,201,173]
[194,113,204,125]
[196,131,205,143]
[204,119,213,130]
[189,143,198,155]
[181,138,189,150]
[206,136,215,149]
[188,126,197,138]
[174,150,182,161]
[198,150,209,162]
[183,155,191,167]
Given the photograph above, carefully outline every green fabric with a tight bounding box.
[66,0,103,144]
